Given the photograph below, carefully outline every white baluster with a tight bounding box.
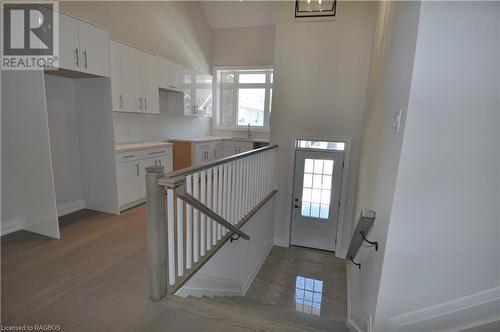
[212,167,218,245]
[235,159,241,223]
[176,197,184,277]
[222,163,228,236]
[193,172,199,263]
[217,165,223,240]
[200,170,206,256]
[227,162,234,225]
[167,189,175,285]
[186,175,193,269]
[206,168,212,251]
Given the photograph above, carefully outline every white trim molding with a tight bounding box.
[389,287,500,332]
[285,135,352,256]
[241,240,273,296]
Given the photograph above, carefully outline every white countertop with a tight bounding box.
[115,141,173,152]
[168,136,270,144]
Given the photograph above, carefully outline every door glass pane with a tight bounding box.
[239,73,266,83]
[238,88,265,126]
[301,158,334,220]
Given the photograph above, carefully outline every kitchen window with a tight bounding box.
[213,67,273,131]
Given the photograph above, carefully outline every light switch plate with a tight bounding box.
[392,109,402,132]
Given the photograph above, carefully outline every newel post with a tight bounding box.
[145,165,168,301]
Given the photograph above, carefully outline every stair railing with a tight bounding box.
[145,145,278,301]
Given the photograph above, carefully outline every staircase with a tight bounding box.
[162,294,349,332]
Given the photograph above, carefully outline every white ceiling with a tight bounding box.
[200,1,278,29]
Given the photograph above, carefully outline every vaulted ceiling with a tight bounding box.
[200,1,277,29]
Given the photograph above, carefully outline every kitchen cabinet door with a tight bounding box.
[159,58,182,92]
[159,154,173,172]
[77,20,110,77]
[58,13,79,71]
[140,52,159,114]
[109,41,123,112]
[117,160,142,207]
[121,45,142,113]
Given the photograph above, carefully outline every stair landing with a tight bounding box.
[163,245,348,331]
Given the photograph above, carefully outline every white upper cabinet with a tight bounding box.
[159,58,183,92]
[77,20,110,77]
[58,12,109,77]
[140,52,159,114]
[59,13,79,71]
[121,44,142,112]
[110,41,159,114]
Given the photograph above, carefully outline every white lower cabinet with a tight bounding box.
[117,160,142,208]
[193,141,222,165]
[116,146,172,210]
[223,140,253,157]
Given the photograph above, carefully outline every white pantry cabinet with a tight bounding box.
[158,58,183,92]
[110,41,159,114]
[116,145,172,210]
[59,12,110,77]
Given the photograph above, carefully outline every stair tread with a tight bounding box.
[163,295,348,332]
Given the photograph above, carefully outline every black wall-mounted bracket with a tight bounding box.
[349,256,361,269]
[360,231,378,251]
[230,234,241,243]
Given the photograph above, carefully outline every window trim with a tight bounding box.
[213,65,273,132]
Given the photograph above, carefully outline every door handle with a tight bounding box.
[82,50,88,68]
[74,48,79,67]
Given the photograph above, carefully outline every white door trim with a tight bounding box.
[285,135,352,256]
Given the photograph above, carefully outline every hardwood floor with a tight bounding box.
[2,205,347,331]
[1,206,252,332]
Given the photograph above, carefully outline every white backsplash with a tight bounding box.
[113,90,212,143]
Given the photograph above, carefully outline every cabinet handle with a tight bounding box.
[159,159,162,166]
[122,154,135,158]
[144,98,147,110]
[119,94,123,108]
[139,97,143,110]
[74,48,79,67]
[136,163,139,176]
[82,50,88,68]
[149,151,164,155]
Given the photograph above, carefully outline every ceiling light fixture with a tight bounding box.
[295,0,336,18]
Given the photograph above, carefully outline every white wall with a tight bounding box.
[347,1,421,331]
[61,1,213,143]
[270,1,376,253]
[177,197,275,297]
[373,2,500,331]
[1,71,60,238]
[211,25,275,67]
[210,24,275,140]
[45,75,85,215]
[113,91,211,143]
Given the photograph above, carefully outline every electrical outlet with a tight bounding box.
[392,109,402,132]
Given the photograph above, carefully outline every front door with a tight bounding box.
[290,149,344,251]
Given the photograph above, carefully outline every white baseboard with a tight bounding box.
[273,237,289,247]
[1,218,22,236]
[241,240,273,296]
[57,199,85,217]
[390,286,500,332]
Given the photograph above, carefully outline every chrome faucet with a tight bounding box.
[247,123,253,139]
